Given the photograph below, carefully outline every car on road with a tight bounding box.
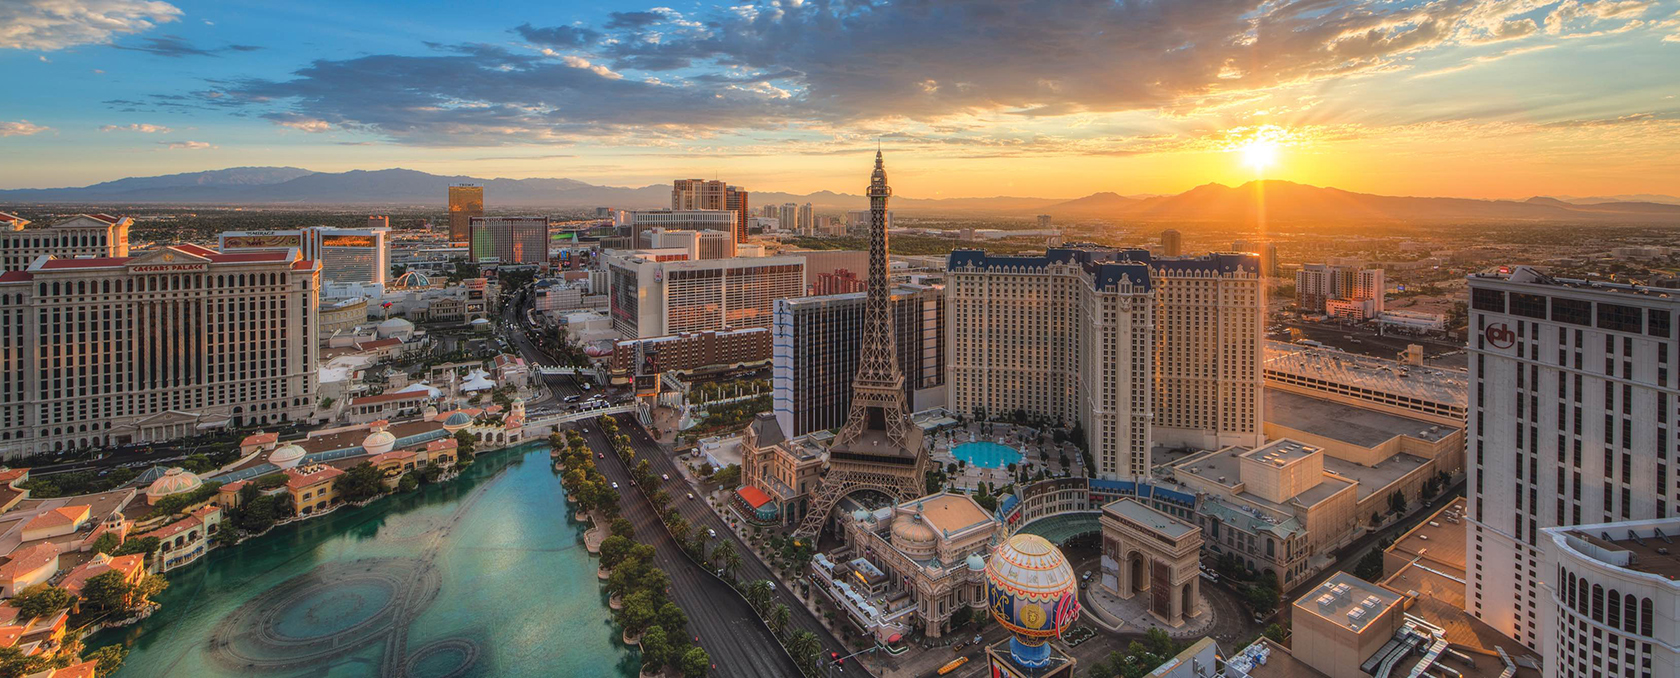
[661,473,669,481]
[706,528,717,538]
[597,452,604,459]
[611,482,620,490]
[564,395,581,403]
[686,492,695,500]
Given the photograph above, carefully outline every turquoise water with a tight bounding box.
[90,442,637,678]
[952,441,1023,469]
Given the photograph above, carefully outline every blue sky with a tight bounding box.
[2,0,1678,198]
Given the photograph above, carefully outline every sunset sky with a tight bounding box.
[2,0,1677,199]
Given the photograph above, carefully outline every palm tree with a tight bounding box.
[746,579,773,614]
[769,603,791,637]
[787,630,822,675]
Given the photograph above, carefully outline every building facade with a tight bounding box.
[1466,265,1680,649]
[1160,229,1183,257]
[1543,517,1678,678]
[447,184,483,242]
[468,216,548,265]
[945,247,1264,479]
[1297,263,1384,317]
[608,327,771,383]
[220,226,389,285]
[0,244,319,457]
[772,284,946,438]
[1,214,131,272]
[606,252,805,338]
[671,179,750,244]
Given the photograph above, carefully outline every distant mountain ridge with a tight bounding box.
[4,168,1678,223]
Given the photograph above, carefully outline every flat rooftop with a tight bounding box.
[1263,341,1467,407]
[1322,453,1429,502]
[1266,389,1460,448]
[1296,572,1403,633]
[1242,439,1319,465]
[1387,498,1468,576]
[909,493,994,535]
[1560,523,1680,581]
[1104,498,1197,540]
[1176,446,1354,509]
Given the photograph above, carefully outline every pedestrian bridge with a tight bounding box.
[521,404,636,433]
[537,366,592,376]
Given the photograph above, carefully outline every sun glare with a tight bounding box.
[1241,139,1278,173]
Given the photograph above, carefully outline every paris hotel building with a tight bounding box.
[0,241,319,458]
[945,247,1264,480]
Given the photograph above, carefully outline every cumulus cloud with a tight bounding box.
[171,0,1667,146]
[100,123,170,132]
[0,0,181,51]
[0,120,52,136]
[158,140,213,149]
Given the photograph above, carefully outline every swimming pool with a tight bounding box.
[952,441,1024,469]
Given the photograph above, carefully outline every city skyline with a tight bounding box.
[3,0,1678,198]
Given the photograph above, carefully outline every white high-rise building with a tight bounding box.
[1542,516,1680,678]
[1466,265,1679,650]
[0,244,319,458]
[945,247,1265,479]
[779,203,799,234]
[1296,262,1383,317]
[797,203,814,235]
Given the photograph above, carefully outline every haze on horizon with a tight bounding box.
[2,0,1677,201]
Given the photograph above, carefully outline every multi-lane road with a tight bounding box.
[500,285,863,676]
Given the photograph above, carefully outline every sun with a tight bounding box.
[1240,138,1278,173]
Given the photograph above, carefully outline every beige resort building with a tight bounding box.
[811,493,999,641]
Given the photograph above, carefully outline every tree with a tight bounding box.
[0,647,45,678]
[81,571,147,615]
[640,624,669,671]
[398,472,420,493]
[10,584,70,619]
[658,601,688,637]
[787,630,821,675]
[1354,548,1387,582]
[769,603,791,637]
[1371,510,1384,527]
[619,590,661,635]
[949,606,972,629]
[85,645,128,675]
[337,462,387,503]
[90,533,121,555]
[712,464,741,489]
[612,517,635,539]
[114,536,161,558]
[1388,490,1407,516]
[745,579,773,614]
[600,535,634,568]
[1263,623,1287,643]
[454,429,478,458]
[680,646,711,677]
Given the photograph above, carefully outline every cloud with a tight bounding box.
[114,34,262,57]
[0,0,181,51]
[158,140,213,149]
[167,0,1672,147]
[265,113,331,132]
[1411,43,1558,78]
[0,120,51,137]
[100,123,171,132]
[514,22,600,47]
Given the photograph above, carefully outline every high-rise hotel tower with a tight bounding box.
[1466,265,1680,650]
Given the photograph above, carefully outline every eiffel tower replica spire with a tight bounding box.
[793,151,928,538]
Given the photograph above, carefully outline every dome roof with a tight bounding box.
[146,467,202,500]
[967,553,986,572]
[851,509,870,522]
[469,318,491,326]
[891,514,938,558]
[445,411,472,426]
[423,404,439,418]
[268,444,307,469]
[984,534,1080,641]
[375,317,415,339]
[363,430,397,455]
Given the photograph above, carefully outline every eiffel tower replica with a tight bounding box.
[793,151,928,539]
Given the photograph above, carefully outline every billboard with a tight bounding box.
[321,235,377,248]
[222,234,300,249]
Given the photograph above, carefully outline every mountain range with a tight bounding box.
[4,167,1678,223]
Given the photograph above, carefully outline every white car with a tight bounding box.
[662,473,670,481]
[611,482,620,490]
[707,528,717,538]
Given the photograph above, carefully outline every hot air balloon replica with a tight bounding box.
[983,533,1081,677]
